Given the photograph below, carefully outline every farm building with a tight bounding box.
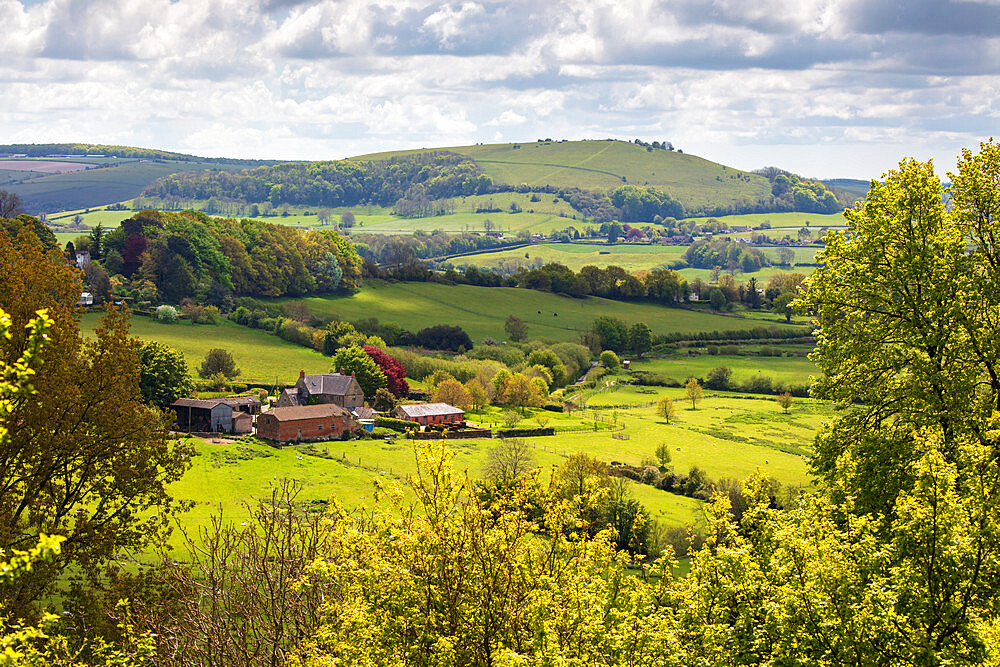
[170,398,233,433]
[393,403,465,427]
[220,395,262,414]
[277,371,364,409]
[232,411,254,435]
[352,406,377,420]
[257,404,360,443]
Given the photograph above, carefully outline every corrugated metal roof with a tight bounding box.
[171,398,229,410]
[265,404,350,422]
[397,403,464,418]
[219,396,261,408]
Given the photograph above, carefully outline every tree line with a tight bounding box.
[68,209,362,304]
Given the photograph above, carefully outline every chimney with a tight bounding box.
[299,370,305,379]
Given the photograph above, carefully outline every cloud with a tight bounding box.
[1,0,998,178]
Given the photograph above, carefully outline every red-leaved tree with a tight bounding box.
[364,345,409,398]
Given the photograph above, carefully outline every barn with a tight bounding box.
[392,403,465,427]
[257,404,360,443]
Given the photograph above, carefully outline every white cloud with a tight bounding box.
[0,0,997,178]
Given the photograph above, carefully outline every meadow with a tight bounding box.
[628,351,818,386]
[354,140,774,213]
[281,282,809,344]
[169,386,827,541]
[447,242,820,281]
[80,313,329,384]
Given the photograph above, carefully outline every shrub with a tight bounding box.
[600,350,620,370]
[155,304,178,323]
[375,416,420,432]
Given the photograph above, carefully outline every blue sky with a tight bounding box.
[3,0,999,179]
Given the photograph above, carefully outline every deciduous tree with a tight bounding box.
[0,229,191,616]
[198,347,240,379]
[138,341,194,406]
[684,377,702,409]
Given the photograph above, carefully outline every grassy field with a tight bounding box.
[447,242,820,280]
[169,383,826,544]
[684,211,846,229]
[354,140,774,213]
[80,313,328,384]
[629,352,818,386]
[282,282,808,343]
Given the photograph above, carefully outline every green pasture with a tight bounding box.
[80,313,328,384]
[170,383,825,542]
[48,207,135,227]
[628,352,818,386]
[170,432,706,545]
[452,243,687,272]
[448,242,819,280]
[281,282,808,344]
[353,140,773,212]
[683,211,846,229]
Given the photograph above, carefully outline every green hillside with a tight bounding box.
[353,140,775,212]
[80,313,329,384]
[282,282,807,343]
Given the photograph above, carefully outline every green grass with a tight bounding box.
[353,140,774,213]
[451,243,688,271]
[629,352,818,386]
[283,282,808,344]
[80,313,328,384]
[445,242,820,280]
[171,386,824,539]
[683,212,846,228]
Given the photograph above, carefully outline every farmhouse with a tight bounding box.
[170,398,233,433]
[277,370,364,409]
[393,403,465,427]
[257,404,359,443]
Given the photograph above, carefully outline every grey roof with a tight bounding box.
[266,404,351,422]
[171,398,230,410]
[220,396,262,408]
[303,374,356,396]
[397,403,464,418]
[352,406,377,419]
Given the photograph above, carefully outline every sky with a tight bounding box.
[2,0,999,179]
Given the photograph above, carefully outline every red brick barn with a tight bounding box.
[257,404,360,443]
[392,403,465,427]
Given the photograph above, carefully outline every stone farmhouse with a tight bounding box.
[257,404,360,443]
[393,403,465,427]
[278,371,364,409]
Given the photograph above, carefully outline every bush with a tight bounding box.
[495,427,555,438]
[416,324,473,352]
[600,350,620,370]
[375,416,420,432]
[704,366,732,390]
[155,304,178,323]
